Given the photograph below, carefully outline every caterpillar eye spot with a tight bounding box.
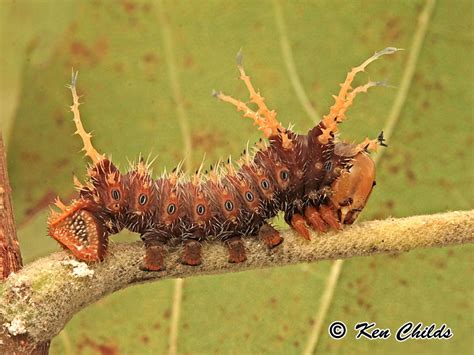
[167,203,176,215]
[138,193,148,206]
[224,200,234,211]
[196,204,205,215]
[261,179,270,190]
[111,189,121,201]
[280,170,289,181]
[245,191,254,202]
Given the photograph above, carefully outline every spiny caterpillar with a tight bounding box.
[48,48,398,271]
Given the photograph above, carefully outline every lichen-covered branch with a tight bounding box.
[1,135,50,354]
[1,210,473,345]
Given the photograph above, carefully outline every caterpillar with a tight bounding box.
[48,48,397,271]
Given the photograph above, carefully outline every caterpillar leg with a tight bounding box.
[225,236,247,263]
[181,239,202,266]
[67,70,104,164]
[304,205,329,233]
[319,48,400,144]
[319,204,342,230]
[214,51,287,142]
[290,213,311,241]
[140,238,166,272]
[259,222,283,248]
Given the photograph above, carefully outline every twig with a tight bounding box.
[0,135,22,278]
[0,134,50,354]
[0,210,472,345]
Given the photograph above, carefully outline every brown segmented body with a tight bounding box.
[48,48,398,269]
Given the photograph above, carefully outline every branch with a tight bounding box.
[0,134,50,354]
[1,210,473,345]
[0,135,22,278]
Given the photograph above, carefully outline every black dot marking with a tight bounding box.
[111,189,121,201]
[372,181,377,187]
[196,204,205,215]
[280,170,289,181]
[225,200,234,211]
[261,179,270,190]
[245,191,254,202]
[167,203,176,215]
[139,193,148,206]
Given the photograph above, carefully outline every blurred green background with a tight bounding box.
[1,0,473,354]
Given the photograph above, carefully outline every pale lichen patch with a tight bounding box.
[4,316,27,335]
[61,259,95,278]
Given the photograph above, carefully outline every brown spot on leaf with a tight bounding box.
[142,3,152,12]
[405,168,417,183]
[71,41,92,59]
[191,130,225,153]
[54,158,70,169]
[398,278,408,287]
[24,191,56,220]
[77,337,119,355]
[343,304,352,315]
[384,16,402,41]
[143,52,159,64]
[431,257,447,269]
[54,109,66,126]
[385,200,395,211]
[369,259,377,270]
[163,308,171,319]
[121,0,137,13]
[183,55,194,68]
[114,62,124,73]
[70,37,108,66]
[20,151,41,162]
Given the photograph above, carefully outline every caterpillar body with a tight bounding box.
[48,48,397,271]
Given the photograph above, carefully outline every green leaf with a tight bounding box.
[1,0,472,354]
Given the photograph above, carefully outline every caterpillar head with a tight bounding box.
[329,152,376,225]
[48,199,108,261]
